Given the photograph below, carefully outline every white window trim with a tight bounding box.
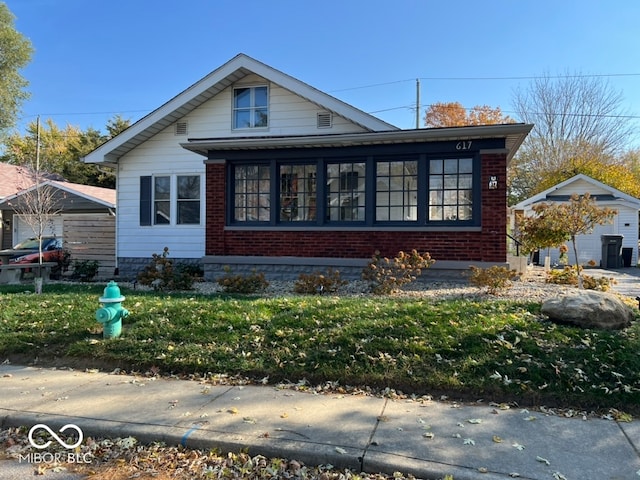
[152,174,203,227]
[232,84,269,130]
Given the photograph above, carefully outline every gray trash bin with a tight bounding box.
[601,235,623,269]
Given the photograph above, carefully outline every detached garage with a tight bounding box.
[512,174,640,268]
[0,180,117,279]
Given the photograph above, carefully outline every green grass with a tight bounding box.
[1,283,639,413]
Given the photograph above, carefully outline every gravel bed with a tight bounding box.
[188,268,576,301]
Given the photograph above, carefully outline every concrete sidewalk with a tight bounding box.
[1,365,639,479]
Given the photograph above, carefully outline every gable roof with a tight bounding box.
[84,53,399,166]
[0,180,115,209]
[0,163,30,199]
[512,174,640,210]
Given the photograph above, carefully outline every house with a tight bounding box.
[84,53,532,280]
[0,165,116,277]
[512,174,640,268]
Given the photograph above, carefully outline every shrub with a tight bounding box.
[217,266,269,294]
[137,247,196,291]
[293,269,347,295]
[468,265,521,295]
[362,249,435,294]
[71,259,100,281]
[546,266,578,286]
[51,249,71,279]
[546,266,615,291]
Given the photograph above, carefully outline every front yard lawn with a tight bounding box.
[1,284,639,414]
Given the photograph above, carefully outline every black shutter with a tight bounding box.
[140,176,152,226]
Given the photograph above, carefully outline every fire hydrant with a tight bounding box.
[96,281,129,338]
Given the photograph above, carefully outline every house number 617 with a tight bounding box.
[456,141,472,150]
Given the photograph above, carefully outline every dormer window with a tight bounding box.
[233,86,268,129]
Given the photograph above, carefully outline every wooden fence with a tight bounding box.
[63,214,116,280]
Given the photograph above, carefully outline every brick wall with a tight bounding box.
[205,152,508,263]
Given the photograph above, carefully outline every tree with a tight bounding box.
[509,72,637,203]
[517,193,616,287]
[0,3,33,137]
[424,102,513,128]
[0,116,129,188]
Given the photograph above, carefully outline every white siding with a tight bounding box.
[117,77,370,260]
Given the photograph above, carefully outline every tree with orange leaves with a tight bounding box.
[424,102,513,128]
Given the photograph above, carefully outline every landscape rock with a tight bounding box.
[541,290,635,330]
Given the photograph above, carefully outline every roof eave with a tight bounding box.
[181,124,534,160]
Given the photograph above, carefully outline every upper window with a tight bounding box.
[233,86,268,129]
[428,158,473,221]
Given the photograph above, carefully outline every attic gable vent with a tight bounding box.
[317,112,332,129]
[175,121,188,135]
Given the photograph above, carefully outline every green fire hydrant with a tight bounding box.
[95,281,129,338]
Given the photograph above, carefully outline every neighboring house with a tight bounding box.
[0,171,117,278]
[512,174,640,268]
[84,53,532,280]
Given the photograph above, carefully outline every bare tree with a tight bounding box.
[509,72,637,203]
[8,169,64,293]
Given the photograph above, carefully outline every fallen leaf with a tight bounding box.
[553,472,567,480]
[280,412,288,418]
[492,435,503,443]
[512,443,525,450]
[467,418,483,424]
[463,438,475,445]
[228,407,239,414]
[509,472,521,477]
[335,447,347,454]
[536,456,550,465]
[478,467,488,473]
[422,432,434,439]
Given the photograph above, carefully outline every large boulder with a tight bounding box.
[541,290,635,330]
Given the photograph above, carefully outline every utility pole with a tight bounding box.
[415,79,420,129]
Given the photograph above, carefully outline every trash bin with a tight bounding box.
[621,247,633,268]
[601,235,623,269]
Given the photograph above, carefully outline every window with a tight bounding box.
[234,165,270,222]
[139,175,202,226]
[226,152,478,227]
[177,175,200,224]
[428,158,473,221]
[376,160,418,221]
[326,162,366,222]
[154,176,171,224]
[233,86,268,129]
[279,164,317,222]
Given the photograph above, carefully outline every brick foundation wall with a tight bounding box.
[205,152,508,264]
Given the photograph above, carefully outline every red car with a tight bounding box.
[1,237,64,264]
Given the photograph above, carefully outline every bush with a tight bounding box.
[546,266,615,291]
[137,247,196,291]
[546,266,578,286]
[293,269,347,295]
[468,265,521,295]
[71,259,100,281]
[362,249,435,294]
[217,267,269,294]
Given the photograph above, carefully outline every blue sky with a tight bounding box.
[5,0,640,147]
